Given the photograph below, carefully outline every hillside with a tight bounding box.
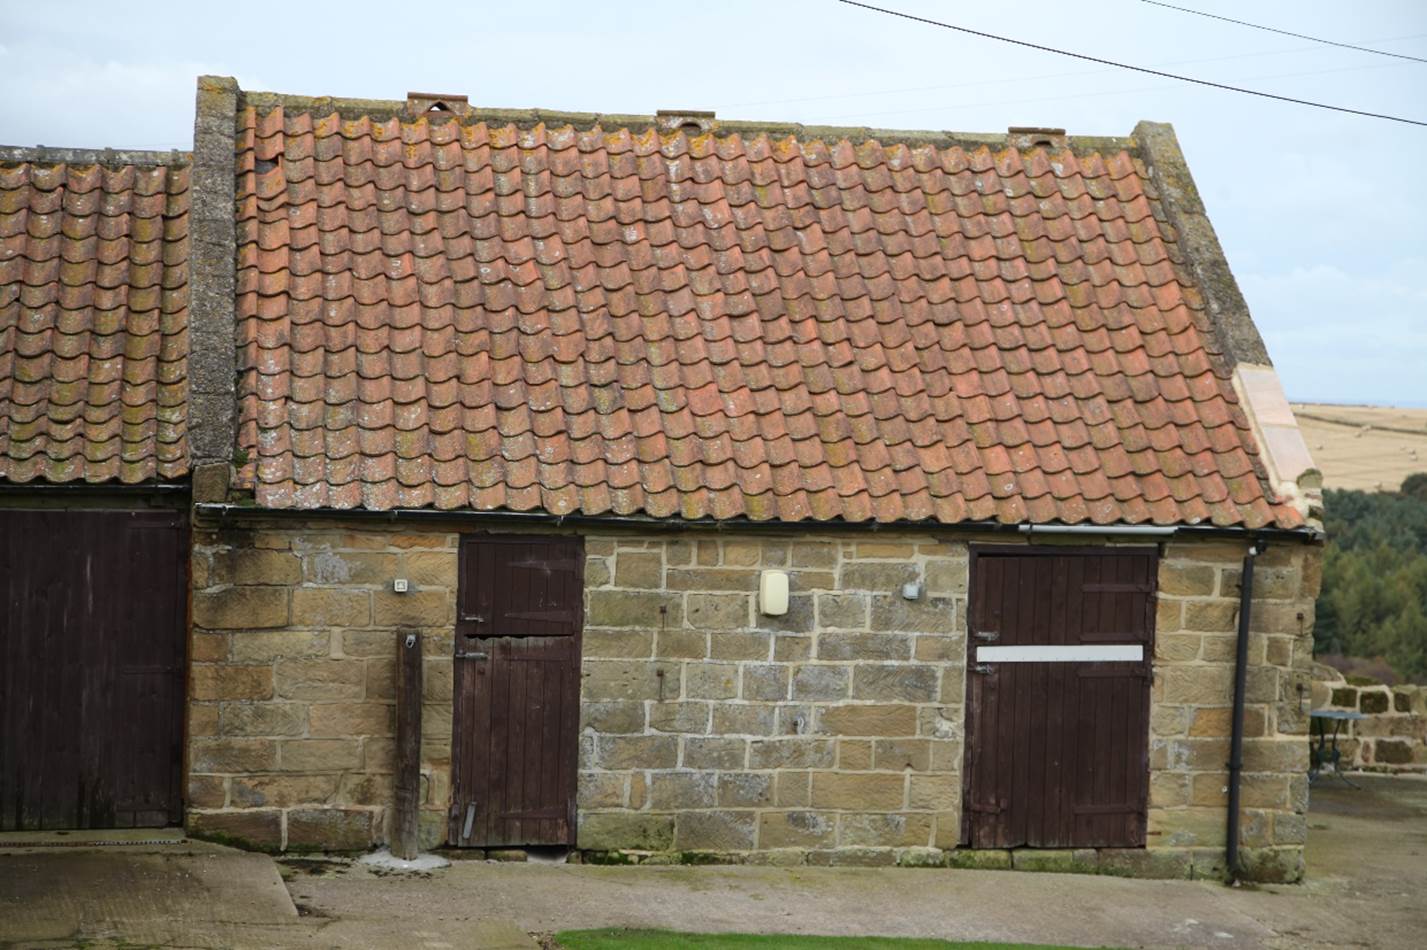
[1292,403,1427,491]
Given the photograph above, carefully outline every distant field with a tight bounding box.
[1291,403,1427,492]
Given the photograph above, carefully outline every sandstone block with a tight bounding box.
[723,540,762,566]
[192,665,274,702]
[647,701,709,734]
[791,665,850,701]
[587,590,683,627]
[806,846,896,867]
[839,812,931,847]
[666,568,758,592]
[1154,633,1203,663]
[581,701,646,734]
[817,704,919,737]
[598,735,678,770]
[759,810,835,848]
[231,774,341,808]
[365,658,396,700]
[790,541,837,568]
[583,627,655,659]
[290,589,370,628]
[656,628,708,659]
[308,702,394,737]
[741,664,790,701]
[913,634,963,662]
[682,737,747,770]
[687,593,751,630]
[191,633,228,663]
[287,807,373,851]
[675,810,756,851]
[212,548,303,586]
[275,658,366,701]
[194,587,289,630]
[869,596,956,634]
[748,738,836,770]
[578,812,676,851]
[188,809,282,851]
[648,771,717,809]
[614,551,663,588]
[873,738,931,771]
[301,551,399,585]
[279,739,362,772]
[403,551,456,588]
[373,590,451,627]
[811,771,905,810]
[908,774,958,810]
[709,631,771,661]
[219,702,306,737]
[923,559,968,595]
[578,771,626,809]
[1162,666,1234,705]
[582,660,666,702]
[852,664,939,702]
[712,704,778,736]
[817,632,911,661]
[191,738,277,773]
[1182,599,1237,632]
[231,630,328,662]
[187,774,227,809]
[717,772,774,807]
[772,633,814,660]
[816,592,868,629]
[1158,562,1217,597]
[840,562,918,592]
[838,739,873,770]
[946,848,1012,870]
[685,662,738,699]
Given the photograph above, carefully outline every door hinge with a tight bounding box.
[972,663,996,675]
[461,802,476,840]
[973,630,999,641]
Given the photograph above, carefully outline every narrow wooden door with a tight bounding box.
[450,535,583,847]
[963,548,1156,849]
[0,508,188,830]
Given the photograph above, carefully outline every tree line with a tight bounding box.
[1313,473,1427,683]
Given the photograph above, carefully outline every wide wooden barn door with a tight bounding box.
[964,547,1157,849]
[450,535,582,847]
[0,508,188,831]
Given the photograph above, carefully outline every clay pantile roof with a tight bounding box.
[231,100,1300,528]
[0,147,190,484]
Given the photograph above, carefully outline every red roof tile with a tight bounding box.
[230,107,1299,528]
[1,151,190,484]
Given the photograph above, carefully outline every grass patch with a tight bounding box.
[554,930,1109,949]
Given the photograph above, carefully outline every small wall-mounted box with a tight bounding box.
[392,578,409,593]
[759,570,789,616]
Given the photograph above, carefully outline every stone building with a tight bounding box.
[2,78,1323,881]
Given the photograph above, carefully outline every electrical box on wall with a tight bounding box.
[759,570,789,616]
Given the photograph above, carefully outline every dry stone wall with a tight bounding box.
[1311,668,1427,773]
[185,519,1321,881]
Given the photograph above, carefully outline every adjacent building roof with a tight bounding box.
[230,96,1301,528]
[0,147,190,484]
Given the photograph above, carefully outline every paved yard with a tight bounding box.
[3,775,1423,949]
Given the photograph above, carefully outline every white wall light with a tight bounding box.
[759,570,789,616]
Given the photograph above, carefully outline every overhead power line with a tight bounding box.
[836,0,1427,127]
[1141,1,1427,65]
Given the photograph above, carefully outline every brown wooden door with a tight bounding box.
[450,535,582,847]
[963,548,1156,849]
[0,508,188,830]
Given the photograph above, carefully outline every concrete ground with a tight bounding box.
[3,774,1423,949]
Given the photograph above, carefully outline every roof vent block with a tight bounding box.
[1008,127,1068,150]
[406,92,471,117]
[656,110,717,135]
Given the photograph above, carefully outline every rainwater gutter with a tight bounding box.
[191,503,1321,543]
[1226,539,1264,883]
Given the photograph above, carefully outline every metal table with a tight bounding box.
[1310,709,1367,787]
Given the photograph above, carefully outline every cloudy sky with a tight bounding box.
[3,0,1423,406]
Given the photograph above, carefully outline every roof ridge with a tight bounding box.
[236,87,1137,154]
[0,145,191,166]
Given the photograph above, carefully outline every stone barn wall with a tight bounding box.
[184,518,1320,880]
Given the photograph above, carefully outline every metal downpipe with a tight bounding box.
[1226,540,1263,882]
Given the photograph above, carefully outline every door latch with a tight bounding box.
[456,650,489,661]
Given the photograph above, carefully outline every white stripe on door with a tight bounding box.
[976,644,1144,663]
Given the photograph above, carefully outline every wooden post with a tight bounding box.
[393,629,423,860]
